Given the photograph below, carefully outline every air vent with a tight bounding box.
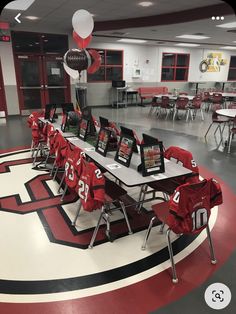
[156,41,166,44]
[227,29,236,33]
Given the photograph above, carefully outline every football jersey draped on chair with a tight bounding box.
[142,178,223,283]
[72,157,132,248]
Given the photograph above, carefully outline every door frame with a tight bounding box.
[0,58,8,117]
[14,52,71,115]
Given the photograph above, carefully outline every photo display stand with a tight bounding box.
[139,142,165,176]
[49,105,56,123]
[95,127,111,157]
[114,135,135,167]
[78,118,89,141]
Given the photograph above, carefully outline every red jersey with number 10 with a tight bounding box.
[166,178,222,234]
[76,159,105,212]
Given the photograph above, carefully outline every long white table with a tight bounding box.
[216,109,236,118]
[67,137,192,188]
[39,118,192,187]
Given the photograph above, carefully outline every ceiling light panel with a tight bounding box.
[216,22,236,28]
[4,0,35,10]
[220,46,236,50]
[117,38,147,43]
[175,43,200,47]
[138,2,153,7]
[176,34,210,40]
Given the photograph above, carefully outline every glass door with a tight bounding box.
[0,59,7,117]
[15,55,45,111]
[43,55,70,104]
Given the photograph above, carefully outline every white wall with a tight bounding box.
[0,42,19,114]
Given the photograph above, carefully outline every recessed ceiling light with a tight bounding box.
[216,22,236,28]
[176,34,210,40]
[220,46,236,50]
[117,38,147,43]
[138,2,153,7]
[5,0,35,10]
[25,16,40,20]
[175,43,200,47]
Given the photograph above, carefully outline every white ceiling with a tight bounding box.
[1,0,236,49]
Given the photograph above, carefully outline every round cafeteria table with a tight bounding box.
[216,109,236,118]
[216,109,236,152]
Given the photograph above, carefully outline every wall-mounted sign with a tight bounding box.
[0,35,10,42]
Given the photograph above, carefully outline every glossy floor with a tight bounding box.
[0,106,235,314]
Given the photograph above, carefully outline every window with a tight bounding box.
[228,56,236,81]
[161,53,189,81]
[11,31,68,54]
[87,49,123,82]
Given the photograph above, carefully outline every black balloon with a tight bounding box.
[64,49,91,72]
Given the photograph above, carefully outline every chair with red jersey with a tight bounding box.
[31,120,49,166]
[58,144,83,201]
[49,132,68,180]
[141,178,223,283]
[137,146,200,212]
[173,97,191,122]
[72,157,132,248]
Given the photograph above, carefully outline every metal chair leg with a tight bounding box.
[53,166,59,181]
[206,224,217,264]
[204,123,213,138]
[159,222,165,234]
[141,216,156,250]
[60,184,68,202]
[138,184,148,213]
[227,132,233,153]
[50,160,57,176]
[72,201,82,226]
[32,143,40,165]
[166,228,178,283]
[88,207,106,249]
[58,171,66,193]
[119,201,132,235]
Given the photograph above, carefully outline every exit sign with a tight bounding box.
[0,35,11,42]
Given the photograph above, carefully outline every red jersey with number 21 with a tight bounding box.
[76,159,105,212]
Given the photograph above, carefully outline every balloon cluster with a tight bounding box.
[63,9,101,79]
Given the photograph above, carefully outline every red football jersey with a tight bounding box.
[64,145,82,188]
[76,159,105,212]
[54,133,68,168]
[164,146,199,184]
[166,178,223,234]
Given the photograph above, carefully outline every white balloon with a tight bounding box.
[72,9,94,39]
[63,63,79,80]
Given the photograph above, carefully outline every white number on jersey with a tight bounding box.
[78,180,89,202]
[191,159,197,167]
[95,169,102,179]
[191,208,208,231]
[65,162,74,181]
[172,191,180,203]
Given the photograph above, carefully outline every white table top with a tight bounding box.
[155,94,195,101]
[67,137,192,187]
[209,92,236,98]
[216,109,236,118]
